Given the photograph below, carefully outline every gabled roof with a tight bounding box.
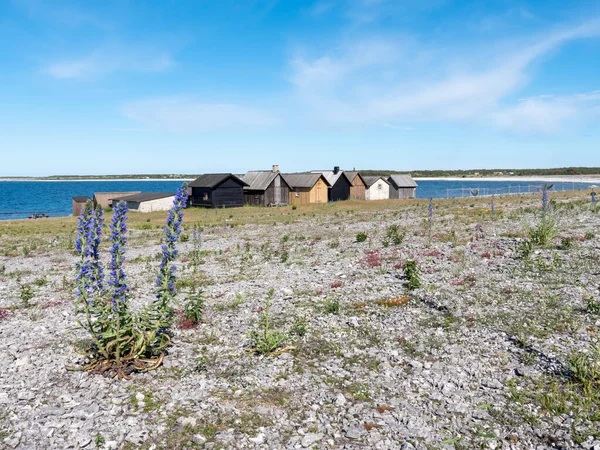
[344,171,367,186]
[363,176,390,188]
[310,170,350,186]
[241,171,290,191]
[388,174,418,188]
[282,173,331,189]
[72,196,91,203]
[189,173,248,188]
[112,192,175,203]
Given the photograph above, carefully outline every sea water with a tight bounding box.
[0,179,594,220]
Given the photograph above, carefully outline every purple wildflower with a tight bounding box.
[108,201,129,310]
[428,198,433,230]
[155,185,188,304]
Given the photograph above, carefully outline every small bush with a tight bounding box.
[249,289,287,355]
[518,240,534,259]
[403,260,421,291]
[179,290,205,329]
[356,232,368,243]
[529,216,557,246]
[323,297,340,314]
[558,237,573,250]
[383,225,405,247]
[19,284,34,307]
[584,231,595,240]
[292,205,297,210]
[587,298,600,315]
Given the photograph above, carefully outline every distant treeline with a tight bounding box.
[44,174,195,180]
[4,167,600,180]
[360,167,600,177]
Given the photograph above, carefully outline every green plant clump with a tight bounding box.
[356,232,368,243]
[249,289,287,355]
[404,260,422,291]
[183,289,205,324]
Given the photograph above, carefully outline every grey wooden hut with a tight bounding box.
[189,174,248,208]
[388,175,418,199]
[241,168,291,206]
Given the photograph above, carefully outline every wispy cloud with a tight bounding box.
[122,97,279,132]
[44,45,173,80]
[288,19,600,132]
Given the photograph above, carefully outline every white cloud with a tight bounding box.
[122,98,279,132]
[44,46,173,80]
[493,91,600,133]
[288,19,600,132]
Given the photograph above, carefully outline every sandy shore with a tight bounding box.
[415,175,600,184]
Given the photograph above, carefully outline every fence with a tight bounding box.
[444,183,578,198]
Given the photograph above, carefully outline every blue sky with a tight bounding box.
[0,0,599,176]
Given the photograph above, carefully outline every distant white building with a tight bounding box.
[112,192,175,213]
[363,176,390,200]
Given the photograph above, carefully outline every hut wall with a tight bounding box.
[310,178,329,203]
[244,190,265,206]
[72,200,87,217]
[190,187,213,207]
[397,188,416,199]
[266,176,290,206]
[136,197,175,212]
[388,186,399,199]
[330,176,351,202]
[212,178,245,207]
[366,180,390,200]
[350,178,366,200]
[289,187,312,205]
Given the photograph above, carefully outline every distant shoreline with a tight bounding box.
[0,178,194,182]
[414,175,600,184]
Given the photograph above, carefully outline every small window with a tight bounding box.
[295,189,300,197]
[203,193,209,201]
[377,184,382,190]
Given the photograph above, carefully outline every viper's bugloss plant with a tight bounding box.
[68,185,188,379]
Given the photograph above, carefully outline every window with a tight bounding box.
[203,193,209,201]
[377,184,382,190]
[295,189,300,197]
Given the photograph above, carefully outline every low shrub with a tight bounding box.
[404,260,421,291]
[355,232,368,243]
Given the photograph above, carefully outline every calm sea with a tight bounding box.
[0,179,595,220]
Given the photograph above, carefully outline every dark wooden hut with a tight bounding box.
[188,174,248,208]
[242,168,291,206]
[311,167,351,202]
[388,174,418,199]
[72,196,90,217]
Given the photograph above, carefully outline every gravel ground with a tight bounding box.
[1,196,599,450]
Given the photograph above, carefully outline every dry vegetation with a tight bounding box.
[0,189,599,449]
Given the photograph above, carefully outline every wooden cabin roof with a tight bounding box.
[72,196,91,203]
[189,173,248,188]
[344,171,367,186]
[241,171,290,191]
[363,176,390,188]
[388,174,418,188]
[310,170,350,186]
[112,192,175,203]
[282,173,331,189]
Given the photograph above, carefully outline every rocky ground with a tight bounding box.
[1,194,599,450]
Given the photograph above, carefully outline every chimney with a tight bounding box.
[272,164,279,172]
[333,166,340,174]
